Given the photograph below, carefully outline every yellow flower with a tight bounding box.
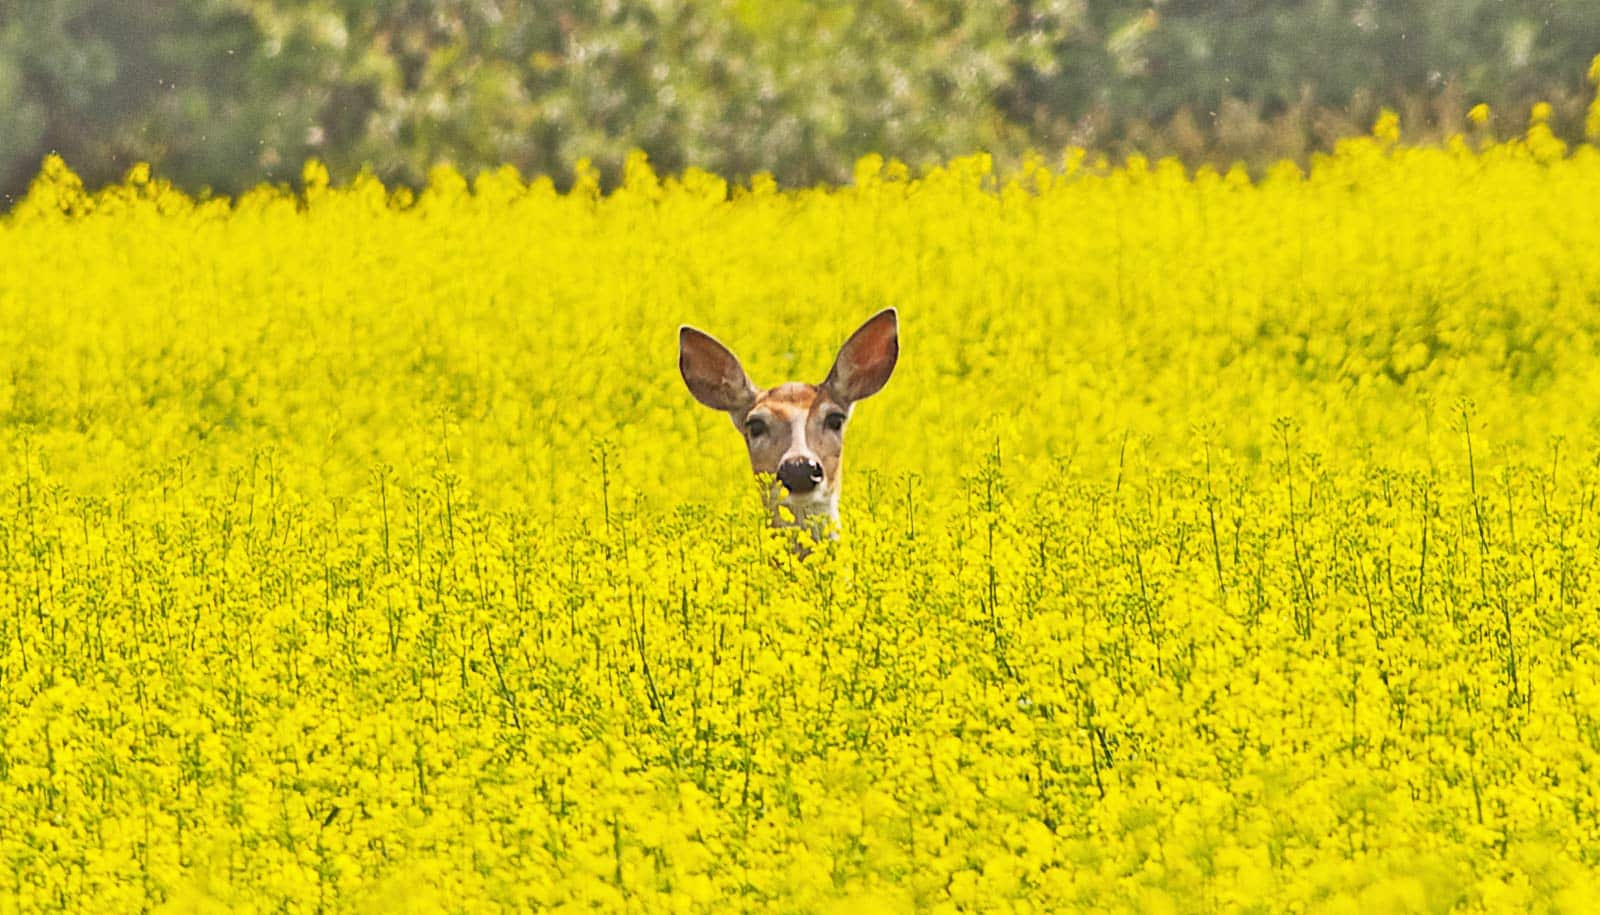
[6,117,1600,911]
[1372,108,1401,143]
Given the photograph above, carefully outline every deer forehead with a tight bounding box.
[748,384,848,424]
[752,382,821,419]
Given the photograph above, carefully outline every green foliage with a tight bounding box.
[1008,0,1600,155]
[3,0,1599,204]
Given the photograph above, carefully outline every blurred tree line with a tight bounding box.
[3,0,1599,205]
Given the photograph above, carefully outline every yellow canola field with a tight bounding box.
[5,118,1600,912]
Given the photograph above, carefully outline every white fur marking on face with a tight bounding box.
[781,413,817,472]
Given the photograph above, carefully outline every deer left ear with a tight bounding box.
[680,325,760,413]
[823,308,898,404]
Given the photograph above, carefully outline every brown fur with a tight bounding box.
[678,309,898,534]
[740,382,849,508]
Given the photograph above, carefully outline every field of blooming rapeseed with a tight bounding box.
[7,106,1600,913]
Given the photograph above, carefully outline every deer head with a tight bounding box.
[678,308,899,535]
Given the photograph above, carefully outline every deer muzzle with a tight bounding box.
[777,458,824,494]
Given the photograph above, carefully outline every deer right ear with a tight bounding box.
[822,308,898,404]
[679,326,759,413]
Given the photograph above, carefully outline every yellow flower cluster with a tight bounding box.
[5,117,1600,912]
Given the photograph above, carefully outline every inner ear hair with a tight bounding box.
[680,325,759,412]
[823,308,898,404]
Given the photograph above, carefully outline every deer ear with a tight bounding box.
[823,308,898,404]
[679,326,759,413]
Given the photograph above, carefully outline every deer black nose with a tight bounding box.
[777,459,824,494]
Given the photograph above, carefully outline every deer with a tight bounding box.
[678,308,899,541]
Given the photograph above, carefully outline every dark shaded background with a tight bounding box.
[3,1,1598,206]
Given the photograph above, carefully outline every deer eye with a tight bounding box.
[824,413,846,432]
[745,418,768,438]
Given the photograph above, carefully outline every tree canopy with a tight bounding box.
[4,0,1598,204]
